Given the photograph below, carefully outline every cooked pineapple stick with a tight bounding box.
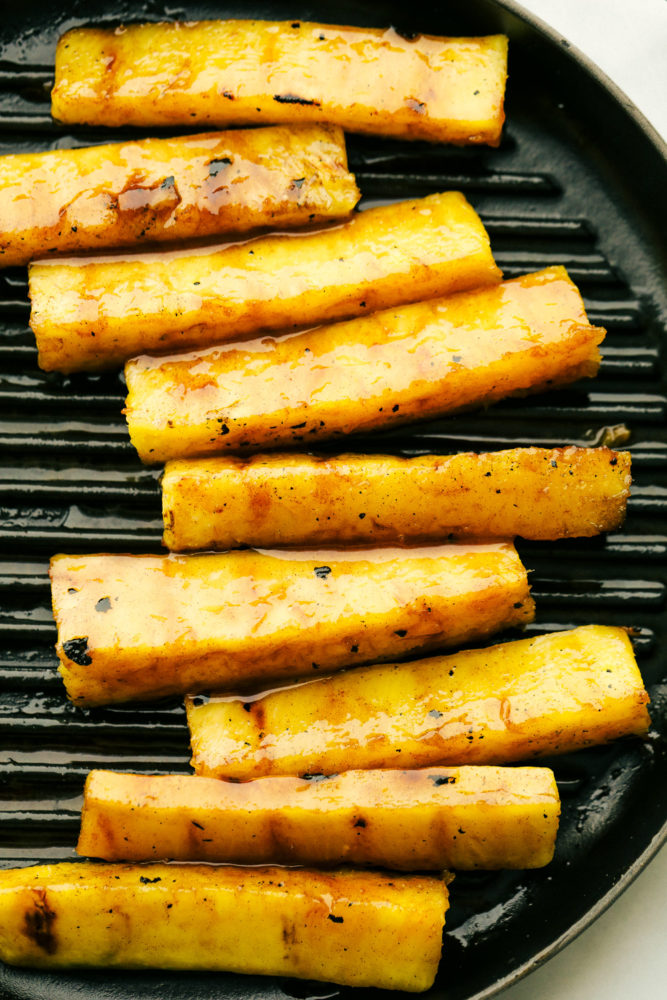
[51,542,533,707]
[30,190,499,373]
[52,19,507,146]
[126,266,603,464]
[78,766,560,871]
[162,446,630,550]
[187,625,650,780]
[0,862,447,990]
[0,124,359,269]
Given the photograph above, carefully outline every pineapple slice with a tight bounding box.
[0,124,359,268]
[52,19,507,145]
[125,266,603,464]
[186,625,650,780]
[30,190,499,372]
[51,542,533,706]
[0,861,447,991]
[77,766,560,871]
[162,446,630,550]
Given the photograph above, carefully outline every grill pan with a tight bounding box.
[0,1,666,998]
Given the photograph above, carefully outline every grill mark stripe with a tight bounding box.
[353,170,559,193]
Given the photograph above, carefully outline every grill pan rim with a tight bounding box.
[459,8,667,998]
[496,0,667,159]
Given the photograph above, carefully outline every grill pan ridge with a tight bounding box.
[0,1,666,999]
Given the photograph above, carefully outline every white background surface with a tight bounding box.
[500,4,667,1000]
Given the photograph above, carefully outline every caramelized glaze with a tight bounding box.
[78,766,560,870]
[0,124,359,268]
[52,20,507,145]
[50,542,533,705]
[30,190,499,372]
[162,446,630,550]
[0,861,447,990]
[125,266,603,463]
[186,626,650,779]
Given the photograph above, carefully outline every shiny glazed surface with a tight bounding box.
[0,124,359,268]
[162,446,630,549]
[0,861,448,990]
[50,542,532,706]
[77,766,560,870]
[125,265,603,463]
[30,190,499,372]
[51,20,507,144]
[186,625,650,779]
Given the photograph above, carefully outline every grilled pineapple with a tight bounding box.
[186,625,650,780]
[162,446,630,550]
[0,862,447,990]
[51,542,533,706]
[78,766,560,871]
[0,124,359,268]
[30,190,499,372]
[52,20,507,145]
[125,266,603,464]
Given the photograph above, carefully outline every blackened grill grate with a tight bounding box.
[0,3,665,1000]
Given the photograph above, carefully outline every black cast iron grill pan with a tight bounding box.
[0,2,665,999]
